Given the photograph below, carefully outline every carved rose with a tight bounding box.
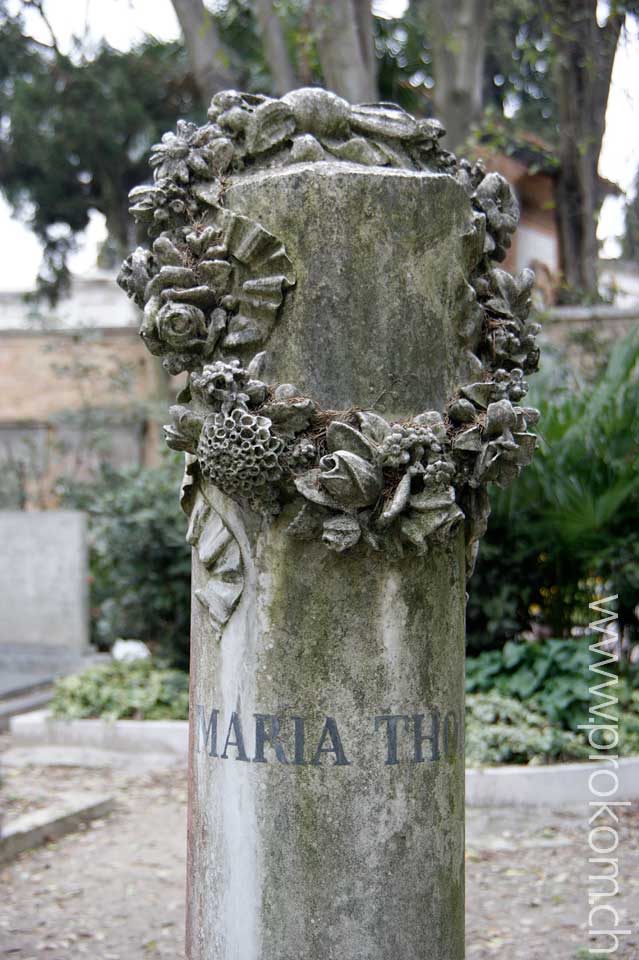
[156,302,208,349]
[318,451,383,509]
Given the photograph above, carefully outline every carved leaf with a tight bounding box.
[357,411,391,444]
[196,578,243,634]
[326,421,376,459]
[453,426,483,453]
[191,181,223,207]
[328,137,387,166]
[187,493,245,635]
[322,515,361,553]
[294,469,343,509]
[377,473,411,527]
[247,351,267,378]
[245,100,296,154]
[286,504,326,540]
[400,502,464,548]
[349,103,419,140]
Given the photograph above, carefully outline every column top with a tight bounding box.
[117,87,541,570]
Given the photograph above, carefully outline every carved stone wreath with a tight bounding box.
[118,87,541,579]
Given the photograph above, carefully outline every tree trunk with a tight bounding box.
[171,0,236,104]
[422,0,490,151]
[552,0,623,300]
[254,0,298,95]
[310,0,378,103]
[353,0,377,84]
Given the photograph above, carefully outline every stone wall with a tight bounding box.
[0,327,173,505]
[541,306,639,376]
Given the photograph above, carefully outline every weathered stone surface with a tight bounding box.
[180,158,469,960]
[187,487,466,960]
[224,162,475,416]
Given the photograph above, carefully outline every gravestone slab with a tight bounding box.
[0,510,88,692]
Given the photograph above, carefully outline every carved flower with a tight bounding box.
[156,302,208,349]
[191,356,267,414]
[379,422,441,469]
[474,172,519,260]
[318,451,383,509]
[294,420,383,513]
[128,178,200,234]
[150,120,232,183]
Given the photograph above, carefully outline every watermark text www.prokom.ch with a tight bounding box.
[581,595,631,955]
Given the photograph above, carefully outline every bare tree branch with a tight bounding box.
[22,0,62,56]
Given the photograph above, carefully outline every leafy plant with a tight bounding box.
[468,331,639,649]
[467,638,592,729]
[465,692,590,765]
[51,659,189,721]
[59,454,192,669]
[467,638,639,757]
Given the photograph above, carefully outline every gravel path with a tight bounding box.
[1,742,637,959]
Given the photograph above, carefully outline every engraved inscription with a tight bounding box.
[195,705,461,767]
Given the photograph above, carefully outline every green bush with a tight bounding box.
[51,659,189,721]
[59,454,191,669]
[467,331,639,651]
[465,692,590,765]
[467,638,592,729]
[467,638,639,756]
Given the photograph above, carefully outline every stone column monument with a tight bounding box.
[119,88,540,960]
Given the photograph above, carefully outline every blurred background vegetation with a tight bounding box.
[2,0,638,300]
[1,0,638,762]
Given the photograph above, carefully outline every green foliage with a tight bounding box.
[2,0,626,297]
[374,0,559,138]
[465,692,589,765]
[51,659,189,721]
[467,331,639,648]
[468,638,595,729]
[59,454,191,669]
[483,0,557,140]
[0,2,199,300]
[467,638,639,757]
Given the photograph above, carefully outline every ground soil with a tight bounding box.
[1,738,637,959]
